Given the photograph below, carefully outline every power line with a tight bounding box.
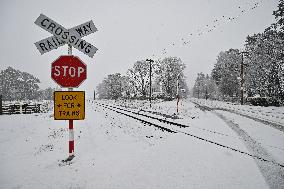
[153,0,264,57]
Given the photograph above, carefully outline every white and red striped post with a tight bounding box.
[69,119,74,156]
[68,44,75,159]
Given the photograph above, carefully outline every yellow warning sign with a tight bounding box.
[54,91,85,120]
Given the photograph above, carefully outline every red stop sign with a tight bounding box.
[51,55,87,88]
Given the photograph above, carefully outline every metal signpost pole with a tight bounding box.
[68,44,75,160]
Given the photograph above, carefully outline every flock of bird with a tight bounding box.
[154,0,263,57]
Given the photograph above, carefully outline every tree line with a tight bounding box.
[192,0,284,105]
[96,57,189,100]
[0,67,57,101]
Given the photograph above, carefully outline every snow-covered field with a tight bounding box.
[0,99,283,188]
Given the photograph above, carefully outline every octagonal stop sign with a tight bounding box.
[51,55,87,88]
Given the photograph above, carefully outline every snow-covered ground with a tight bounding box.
[190,98,284,127]
[0,99,283,188]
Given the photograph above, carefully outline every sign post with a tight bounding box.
[34,14,98,162]
[68,44,74,160]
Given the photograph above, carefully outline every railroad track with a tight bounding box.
[94,101,284,168]
[95,101,230,137]
[95,101,176,133]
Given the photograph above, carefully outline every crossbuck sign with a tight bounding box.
[34,14,98,58]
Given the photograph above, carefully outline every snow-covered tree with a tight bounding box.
[0,67,40,101]
[244,30,284,104]
[156,57,187,99]
[211,49,241,101]
[97,80,109,99]
[272,0,284,32]
[193,72,205,99]
[127,60,152,98]
[97,57,188,100]
[38,87,60,100]
[119,75,136,98]
[192,73,219,100]
[97,73,124,99]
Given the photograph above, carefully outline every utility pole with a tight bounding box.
[176,77,180,113]
[176,72,182,113]
[146,59,154,108]
[240,54,244,105]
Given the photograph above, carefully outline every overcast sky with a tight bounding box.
[0,0,278,98]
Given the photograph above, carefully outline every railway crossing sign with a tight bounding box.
[51,55,87,88]
[54,91,85,120]
[34,14,98,58]
[34,14,94,160]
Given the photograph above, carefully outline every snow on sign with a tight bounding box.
[54,91,85,120]
[34,14,98,58]
[51,55,87,88]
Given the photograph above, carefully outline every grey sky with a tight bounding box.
[0,0,278,98]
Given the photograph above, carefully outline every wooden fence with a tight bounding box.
[1,103,42,115]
